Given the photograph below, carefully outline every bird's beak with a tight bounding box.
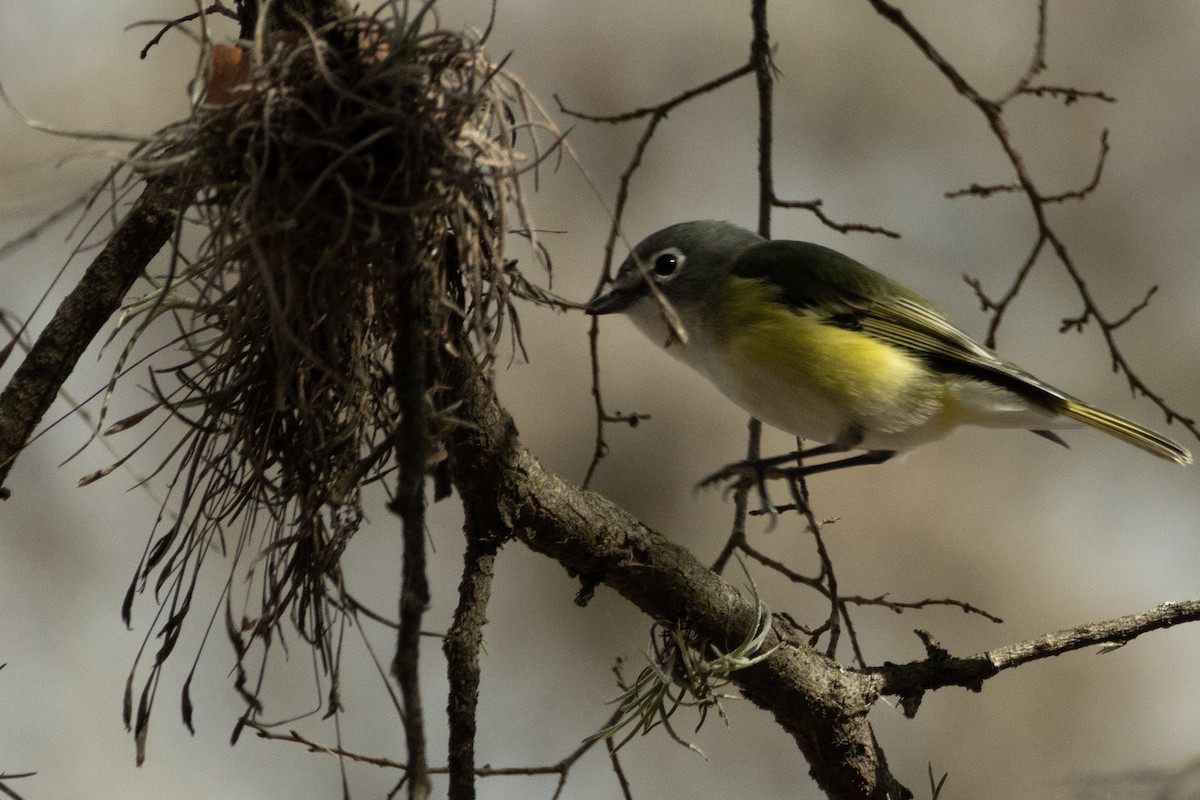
[585,285,639,315]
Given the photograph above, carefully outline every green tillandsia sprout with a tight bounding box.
[588,571,780,757]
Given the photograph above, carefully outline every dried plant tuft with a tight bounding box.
[59,2,560,760]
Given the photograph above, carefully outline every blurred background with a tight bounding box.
[2,1,1199,798]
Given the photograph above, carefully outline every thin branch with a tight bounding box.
[944,129,1110,204]
[135,2,239,60]
[771,198,901,238]
[1010,0,1049,93]
[561,59,755,297]
[444,513,499,800]
[1105,284,1158,331]
[836,592,1004,671]
[570,62,754,488]
[245,720,604,777]
[0,779,32,800]
[581,319,650,489]
[604,736,635,800]
[872,600,1200,712]
[735,538,824,593]
[709,479,750,576]
[555,64,754,125]
[750,0,774,239]
[390,234,432,800]
[1043,129,1111,203]
[0,769,34,800]
[246,705,625,799]
[842,594,1004,625]
[838,602,869,670]
[808,520,841,657]
[964,235,1046,349]
[868,0,1197,445]
[1014,85,1116,105]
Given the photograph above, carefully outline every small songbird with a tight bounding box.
[586,220,1190,509]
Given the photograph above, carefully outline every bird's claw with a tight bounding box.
[697,460,808,521]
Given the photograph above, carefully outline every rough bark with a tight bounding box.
[0,178,185,497]
[445,351,911,800]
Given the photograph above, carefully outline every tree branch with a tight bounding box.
[867,0,1198,445]
[445,346,911,800]
[872,600,1200,716]
[0,177,185,498]
[443,513,499,800]
[390,235,433,800]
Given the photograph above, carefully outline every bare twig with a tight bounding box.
[842,594,1004,625]
[1104,284,1158,331]
[868,0,1197,445]
[245,707,623,798]
[1014,85,1116,105]
[555,65,753,125]
[1042,129,1111,203]
[872,600,1200,712]
[771,198,901,238]
[571,63,754,488]
[443,513,499,800]
[944,129,1110,204]
[390,234,433,800]
[808,519,841,657]
[709,471,750,576]
[134,2,238,59]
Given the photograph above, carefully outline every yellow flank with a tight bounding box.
[713,276,936,433]
[1059,399,1193,465]
[708,275,1194,460]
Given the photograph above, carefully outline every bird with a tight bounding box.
[586,220,1191,513]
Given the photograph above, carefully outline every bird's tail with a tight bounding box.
[1058,399,1192,465]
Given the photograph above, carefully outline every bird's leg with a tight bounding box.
[760,450,896,516]
[748,445,847,518]
[698,446,896,518]
[699,443,844,511]
[698,442,854,491]
[780,449,896,480]
[772,448,897,496]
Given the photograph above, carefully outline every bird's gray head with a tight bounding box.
[586,221,765,317]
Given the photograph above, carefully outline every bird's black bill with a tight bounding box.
[585,286,639,315]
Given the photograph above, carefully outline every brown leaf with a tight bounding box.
[204,44,251,108]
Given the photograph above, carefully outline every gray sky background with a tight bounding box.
[2,2,1200,799]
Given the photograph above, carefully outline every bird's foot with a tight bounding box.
[697,459,809,521]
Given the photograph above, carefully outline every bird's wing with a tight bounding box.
[730,240,1068,400]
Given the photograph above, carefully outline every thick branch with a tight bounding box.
[0,177,185,497]
[445,349,910,800]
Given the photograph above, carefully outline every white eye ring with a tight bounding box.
[650,248,685,279]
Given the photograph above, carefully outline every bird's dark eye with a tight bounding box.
[653,252,680,277]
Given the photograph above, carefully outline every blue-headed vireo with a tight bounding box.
[586,220,1191,507]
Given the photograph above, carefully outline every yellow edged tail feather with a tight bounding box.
[1058,400,1192,465]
